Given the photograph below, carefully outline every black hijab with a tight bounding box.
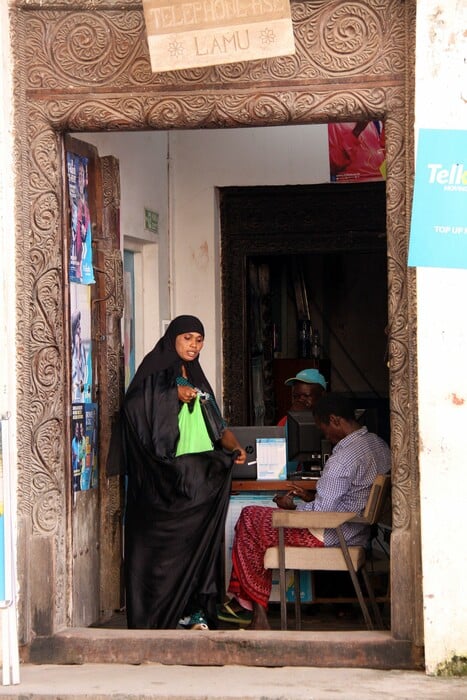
[106,315,213,477]
[127,315,211,394]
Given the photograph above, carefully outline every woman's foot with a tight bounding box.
[177,610,209,630]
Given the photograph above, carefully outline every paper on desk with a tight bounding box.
[256,437,287,480]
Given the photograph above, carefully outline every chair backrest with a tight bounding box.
[361,473,391,525]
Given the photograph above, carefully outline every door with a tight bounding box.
[221,183,388,426]
[65,136,124,626]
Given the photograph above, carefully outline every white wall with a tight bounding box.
[0,0,19,677]
[0,0,17,422]
[170,124,329,393]
[81,131,170,363]
[82,124,330,394]
[415,0,467,674]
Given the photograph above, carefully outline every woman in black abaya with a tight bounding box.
[117,315,246,630]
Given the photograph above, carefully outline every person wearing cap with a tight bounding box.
[277,368,327,426]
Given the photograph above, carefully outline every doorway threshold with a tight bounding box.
[25,628,423,670]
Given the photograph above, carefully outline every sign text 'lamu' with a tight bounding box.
[142,0,295,73]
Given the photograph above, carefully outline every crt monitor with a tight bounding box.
[287,411,323,466]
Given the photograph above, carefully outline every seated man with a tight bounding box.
[222,393,391,630]
[277,368,327,426]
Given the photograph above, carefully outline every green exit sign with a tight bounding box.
[144,208,159,233]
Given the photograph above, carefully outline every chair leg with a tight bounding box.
[360,565,385,629]
[294,570,301,630]
[278,527,288,630]
[336,527,374,630]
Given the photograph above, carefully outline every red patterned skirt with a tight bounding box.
[228,505,324,609]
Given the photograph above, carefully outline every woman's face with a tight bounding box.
[175,331,204,362]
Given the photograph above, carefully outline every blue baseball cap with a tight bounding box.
[284,368,327,390]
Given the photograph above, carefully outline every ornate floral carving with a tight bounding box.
[23,1,407,90]
[310,1,383,73]
[27,11,148,89]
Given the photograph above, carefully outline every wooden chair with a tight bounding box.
[264,473,391,631]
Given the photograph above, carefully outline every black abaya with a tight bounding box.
[115,317,234,629]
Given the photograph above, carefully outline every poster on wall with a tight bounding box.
[71,403,86,492]
[328,121,386,183]
[66,152,95,285]
[72,403,98,492]
[408,128,467,269]
[70,283,92,404]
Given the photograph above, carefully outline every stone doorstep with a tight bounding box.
[24,628,424,670]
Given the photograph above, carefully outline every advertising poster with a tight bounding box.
[328,121,386,183]
[66,152,95,285]
[256,437,287,480]
[408,128,467,269]
[72,403,98,492]
[71,404,86,492]
[70,283,92,404]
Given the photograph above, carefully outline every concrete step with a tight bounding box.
[25,628,421,670]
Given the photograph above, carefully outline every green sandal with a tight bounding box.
[217,601,252,626]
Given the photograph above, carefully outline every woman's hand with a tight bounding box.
[232,447,247,464]
[178,385,198,404]
[221,429,247,463]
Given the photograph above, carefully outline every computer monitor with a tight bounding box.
[287,411,323,469]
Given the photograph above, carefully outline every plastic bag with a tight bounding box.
[176,396,213,456]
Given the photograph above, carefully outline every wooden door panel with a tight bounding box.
[65,137,124,626]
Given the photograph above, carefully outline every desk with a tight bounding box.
[231,479,318,492]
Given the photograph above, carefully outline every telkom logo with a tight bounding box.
[427,163,467,185]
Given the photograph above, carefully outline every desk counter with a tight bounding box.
[231,479,318,492]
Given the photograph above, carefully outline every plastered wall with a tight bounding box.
[415,0,467,674]
[84,124,330,394]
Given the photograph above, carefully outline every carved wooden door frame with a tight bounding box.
[11,0,421,655]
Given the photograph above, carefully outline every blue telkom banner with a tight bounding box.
[408,129,467,269]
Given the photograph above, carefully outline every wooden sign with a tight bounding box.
[142,0,295,73]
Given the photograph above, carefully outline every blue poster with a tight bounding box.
[408,129,467,269]
[67,152,95,285]
[71,403,98,492]
[70,283,92,404]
